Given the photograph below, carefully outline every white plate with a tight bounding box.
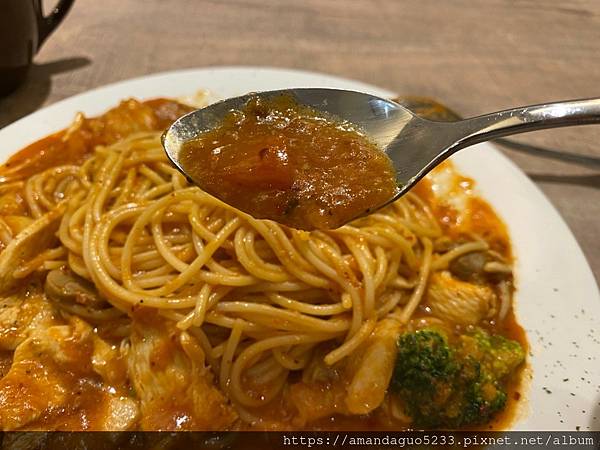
[1,67,599,431]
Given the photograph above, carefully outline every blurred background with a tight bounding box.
[0,0,598,280]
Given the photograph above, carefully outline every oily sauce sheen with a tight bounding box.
[179,95,398,230]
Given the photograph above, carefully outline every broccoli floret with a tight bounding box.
[461,327,525,379]
[391,327,524,428]
[393,330,457,390]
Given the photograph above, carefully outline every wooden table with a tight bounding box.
[1,0,599,283]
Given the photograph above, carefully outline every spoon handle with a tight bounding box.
[455,98,600,149]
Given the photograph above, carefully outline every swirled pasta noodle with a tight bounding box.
[0,98,524,431]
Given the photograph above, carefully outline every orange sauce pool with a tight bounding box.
[179,94,398,230]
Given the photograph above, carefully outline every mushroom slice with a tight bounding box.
[44,269,108,309]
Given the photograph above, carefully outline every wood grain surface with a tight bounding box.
[1,0,598,283]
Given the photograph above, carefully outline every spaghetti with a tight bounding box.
[54,130,438,399]
[0,97,524,431]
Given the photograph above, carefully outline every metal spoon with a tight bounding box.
[163,89,600,221]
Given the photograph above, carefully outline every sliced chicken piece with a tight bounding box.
[99,395,139,431]
[289,318,404,424]
[126,313,237,430]
[345,318,403,414]
[288,352,348,426]
[0,293,58,351]
[288,379,348,426]
[425,271,495,326]
[0,204,65,293]
[0,317,92,430]
[92,334,128,387]
[0,316,138,431]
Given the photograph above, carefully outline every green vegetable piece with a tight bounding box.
[391,327,524,428]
